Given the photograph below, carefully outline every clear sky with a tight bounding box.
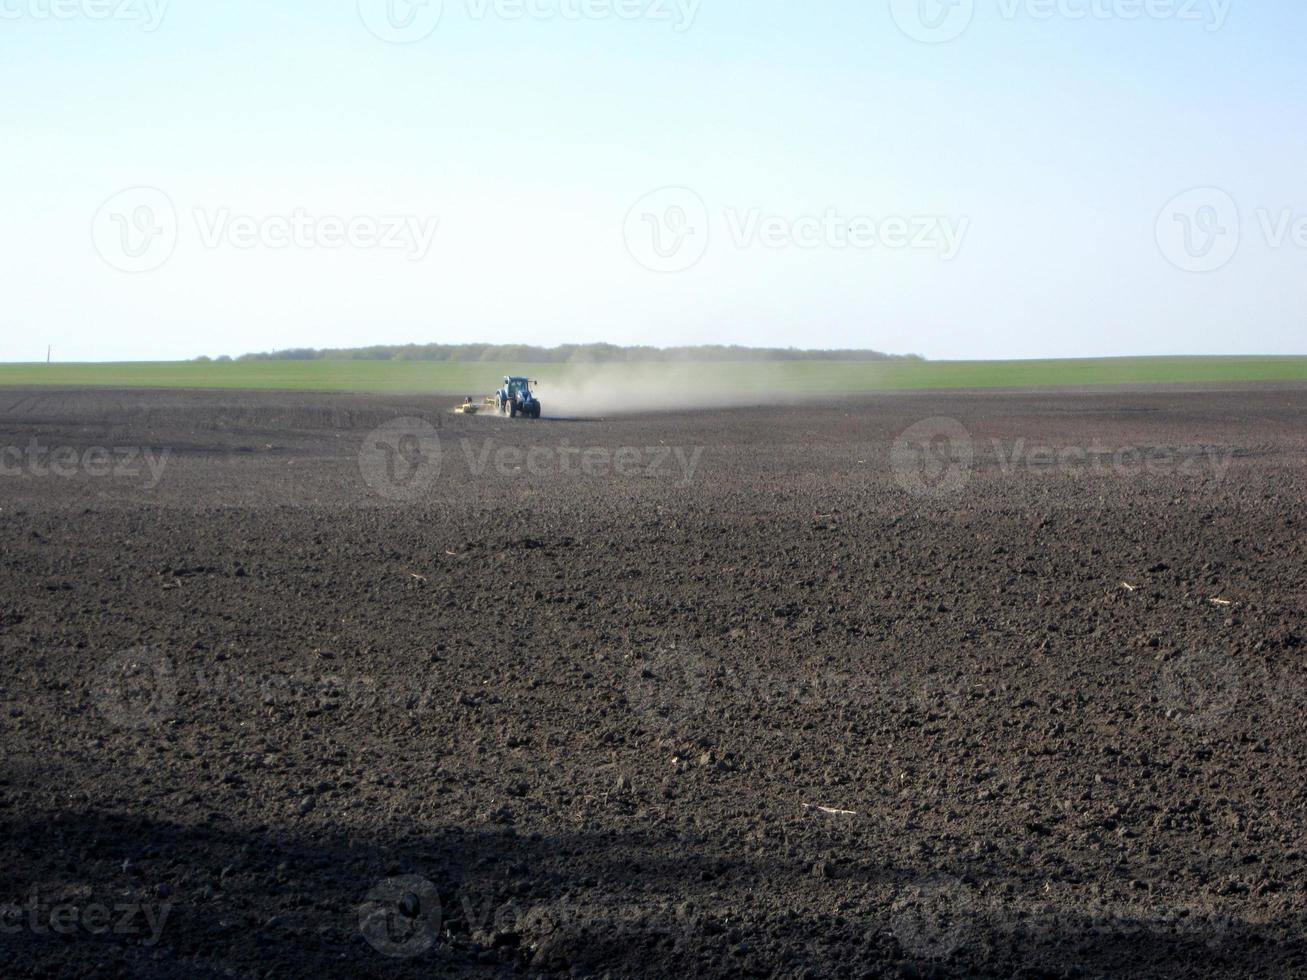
[2,0,1304,361]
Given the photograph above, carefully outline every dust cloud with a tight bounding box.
[531,364,844,418]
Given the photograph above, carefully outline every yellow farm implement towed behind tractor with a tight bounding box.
[455,396,497,415]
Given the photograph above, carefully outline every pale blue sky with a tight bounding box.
[2,0,1304,361]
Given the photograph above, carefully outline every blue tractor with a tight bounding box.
[496,377,542,419]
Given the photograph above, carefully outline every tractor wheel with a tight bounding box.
[532,405,541,419]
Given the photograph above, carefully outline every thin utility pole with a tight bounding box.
[47,346,52,364]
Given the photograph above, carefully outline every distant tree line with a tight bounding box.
[221,344,923,363]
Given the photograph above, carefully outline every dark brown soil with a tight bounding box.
[0,384,1304,978]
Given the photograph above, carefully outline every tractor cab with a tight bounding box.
[497,377,542,419]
